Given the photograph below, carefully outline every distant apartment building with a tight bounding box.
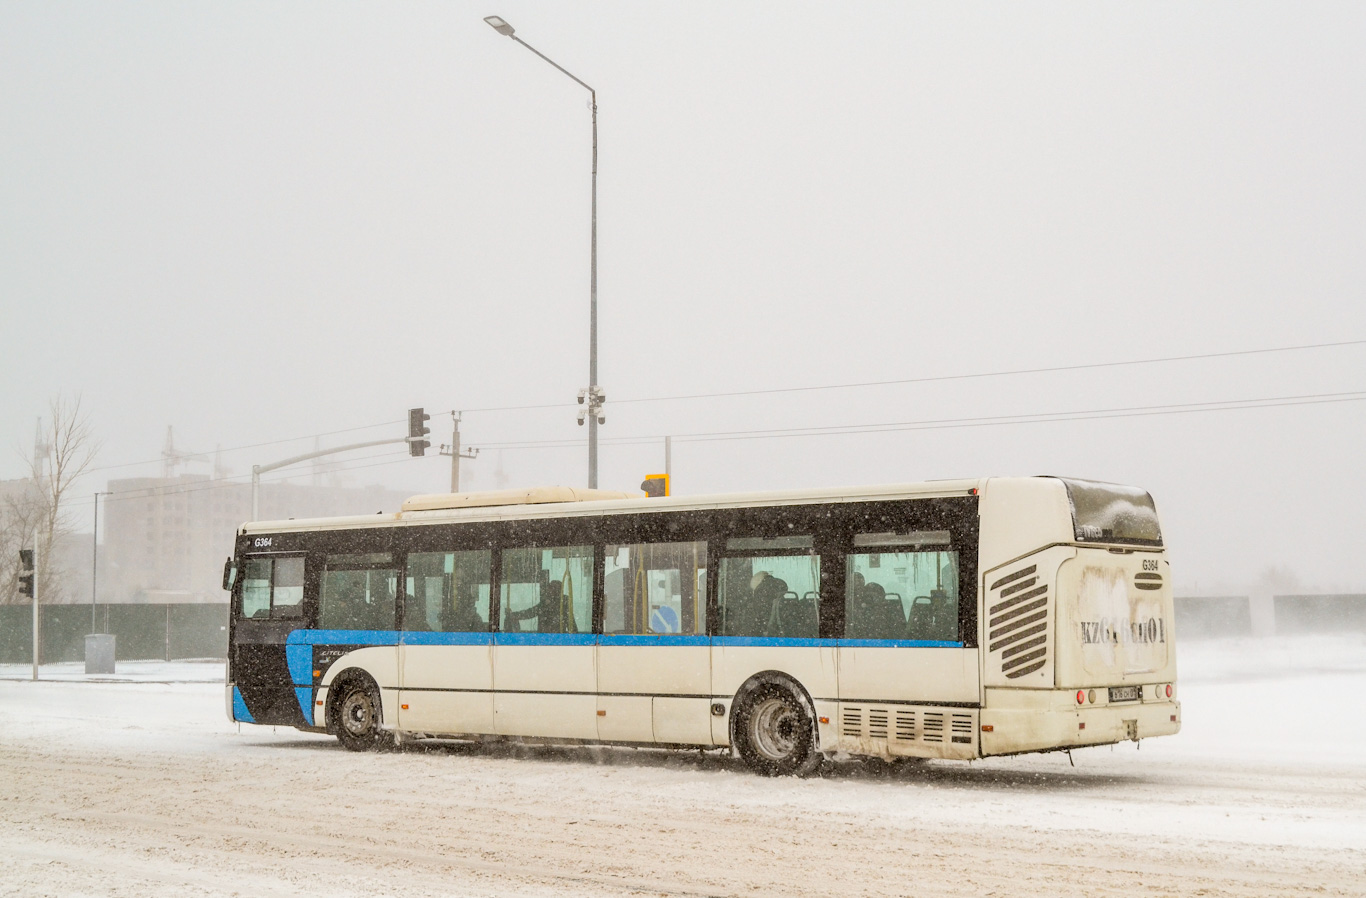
[101,475,412,604]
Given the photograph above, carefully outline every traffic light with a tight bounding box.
[17,548,34,599]
[641,473,669,498]
[407,407,431,457]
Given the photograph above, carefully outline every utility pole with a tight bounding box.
[32,548,38,681]
[439,412,479,493]
[665,436,672,485]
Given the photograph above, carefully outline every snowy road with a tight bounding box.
[3,640,1365,898]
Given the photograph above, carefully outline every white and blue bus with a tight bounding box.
[224,476,1180,775]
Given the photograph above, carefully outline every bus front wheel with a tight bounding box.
[333,678,388,752]
[734,683,820,777]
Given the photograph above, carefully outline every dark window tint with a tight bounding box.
[846,549,959,642]
[320,553,398,631]
[603,540,706,635]
[405,550,491,632]
[718,554,820,639]
[500,546,593,635]
[237,555,305,620]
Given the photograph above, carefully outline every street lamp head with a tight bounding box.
[484,15,515,37]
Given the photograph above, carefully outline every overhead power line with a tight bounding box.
[460,338,1366,414]
[472,389,1366,451]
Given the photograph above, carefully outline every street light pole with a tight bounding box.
[484,15,604,488]
[92,490,111,634]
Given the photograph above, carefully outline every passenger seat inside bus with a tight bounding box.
[778,592,818,638]
[908,596,933,640]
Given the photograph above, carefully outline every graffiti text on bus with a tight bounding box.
[1079,617,1166,645]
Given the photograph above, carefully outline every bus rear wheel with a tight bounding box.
[735,684,820,777]
[334,679,388,752]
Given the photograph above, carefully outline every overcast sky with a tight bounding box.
[2,1,1363,594]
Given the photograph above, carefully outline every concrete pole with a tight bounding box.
[31,543,39,681]
[450,421,462,493]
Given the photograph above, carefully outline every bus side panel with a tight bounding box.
[597,639,712,744]
[399,639,495,736]
[710,642,838,749]
[836,646,979,759]
[493,638,597,739]
[980,545,1076,689]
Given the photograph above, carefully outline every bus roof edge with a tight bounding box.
[401,486,643,513]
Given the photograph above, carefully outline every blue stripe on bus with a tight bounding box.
[286,630,401,646]
[597,634,711,647]
[296,687,314,726]
[400,631,494,646]
[280,629,965,666]
[232,685,255,723]
[285,644,313,691]
[494,632,598,647]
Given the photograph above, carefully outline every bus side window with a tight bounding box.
[845,537,960,642]
[238,556,305,620]
[405,550,492,632]
[718,539,820,639]
[320,553,398,631]
[241,559,272,619]
[602,540,707,636]
[500,546,593,635]
[272,557,305,619]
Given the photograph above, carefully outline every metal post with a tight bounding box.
[451,421,462,493]
[665,436,672,483]
[588,88,598,488]
[251,437,406,521]
[487,20,603,488]
[31,544,39,681]
[92,491,109,634]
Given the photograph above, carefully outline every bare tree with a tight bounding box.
[1,395,100,605]
[0,482,43,605]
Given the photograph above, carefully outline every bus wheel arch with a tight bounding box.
[327,670,389,752]
[729,671,822,777]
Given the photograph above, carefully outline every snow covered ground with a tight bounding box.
[2,637,1364,897]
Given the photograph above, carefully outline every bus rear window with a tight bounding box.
[1061,479,1162,546]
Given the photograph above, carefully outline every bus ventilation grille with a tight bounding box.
[989,564,1049,679]
[842,708,864,738]
[1134,572,1163,591]
[842,708,964,745]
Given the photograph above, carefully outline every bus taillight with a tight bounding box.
[1076,690,1085,705]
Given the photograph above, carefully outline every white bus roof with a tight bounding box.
[238,478,992,535]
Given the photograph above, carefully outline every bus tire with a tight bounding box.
[734,683,821,777]
[333,676,388,752]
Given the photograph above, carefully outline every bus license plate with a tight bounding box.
[1108,686,1139,703]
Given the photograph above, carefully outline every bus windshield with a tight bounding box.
[1061,479,1163,546]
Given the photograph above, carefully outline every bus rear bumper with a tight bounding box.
[980,691,1181,756]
